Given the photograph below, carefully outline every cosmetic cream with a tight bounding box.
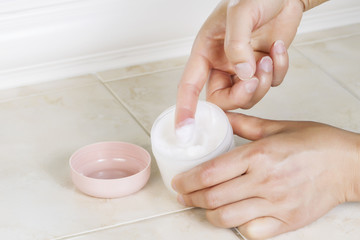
[151,101,234,193]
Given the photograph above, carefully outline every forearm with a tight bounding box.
[300,0,328,11]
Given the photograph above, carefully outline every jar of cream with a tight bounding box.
[151,100,235,193]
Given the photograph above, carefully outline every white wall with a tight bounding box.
[0,0,359,89]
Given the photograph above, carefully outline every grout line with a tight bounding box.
[52,207,194,240]
[293,46,360,103]
[94,73,151,136]
[99,65,185,83]
[231,227,248,240]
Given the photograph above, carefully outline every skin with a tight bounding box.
[175,0,304,128]
[172,113,360,239]
[172,0,353,239]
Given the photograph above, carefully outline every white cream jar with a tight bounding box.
[151,101,235,193]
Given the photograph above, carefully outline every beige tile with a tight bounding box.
[97,56,188,82]
[105,68,206,133]
[106,47,360,137]
[0,74,99,103]
[294,23,360,46]
[0,83,185,239]
[270,203,360,240]
[236,47,360,133]
[67,208,239,240]
[295,34,360,100]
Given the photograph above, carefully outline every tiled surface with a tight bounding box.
[97,56,188,82]
[235,47,360,133]
[269,203,360,240]
[105,68,184,133]
[69,208,239,240]
[0,80,185,239]
[0,74,99,103]
[105,67,206,133]
[0,24,360,240]
[295,29,360,101]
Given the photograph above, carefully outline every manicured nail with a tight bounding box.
[175,118,195,144]
[177,195,186,206]
[259,56,273,73]
[245,78,259,93]
[235,62,254,80]
[274,40,286,54]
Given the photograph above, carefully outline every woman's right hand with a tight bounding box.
[175,0,305,137]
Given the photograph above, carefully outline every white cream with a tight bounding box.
[151,101,234,193]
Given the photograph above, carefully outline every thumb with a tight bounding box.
[226,112,286,141]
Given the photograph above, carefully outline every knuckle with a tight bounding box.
[198,161,217,187]
[177,82,201,98]
[267,187,286,202]
[252,118,268,138]
[203,189,220,209]
[244,143,267,161]
[215,207,233,228]
[261,174,288,202]
[225,40,247,56]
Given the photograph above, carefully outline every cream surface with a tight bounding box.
[151,101,234,193]
[152,101,227,160]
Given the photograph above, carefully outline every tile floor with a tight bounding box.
[0,23,359,240]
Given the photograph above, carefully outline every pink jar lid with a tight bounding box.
[69,141,151,198]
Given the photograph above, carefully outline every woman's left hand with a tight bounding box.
[172,112,360,239]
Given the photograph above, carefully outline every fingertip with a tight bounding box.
[175,118,196,144]
[175,106,195,129]
[244,77,259,94]
[273,40,286,55]
[234,62,255,81]
[270,40,289,87]
[259,56,273,74]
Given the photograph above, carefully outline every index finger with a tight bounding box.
[172,147,249,194]
[175,52,210,128]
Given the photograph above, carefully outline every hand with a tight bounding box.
[172,113,360,239]
[175,0,304,129]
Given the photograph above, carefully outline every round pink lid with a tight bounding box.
[69,141,151,198]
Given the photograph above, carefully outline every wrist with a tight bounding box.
[299,0,328,11]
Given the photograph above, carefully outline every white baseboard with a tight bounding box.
[299,5,360,33]
[0,37,194,90]
[0,1,359,90]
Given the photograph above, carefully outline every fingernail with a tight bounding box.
[274,40,286,54]
[245,78,259,93]
[259,56,273,73]
[235,62,254,80]
[175,118,195,144]
[177,195,186,206]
